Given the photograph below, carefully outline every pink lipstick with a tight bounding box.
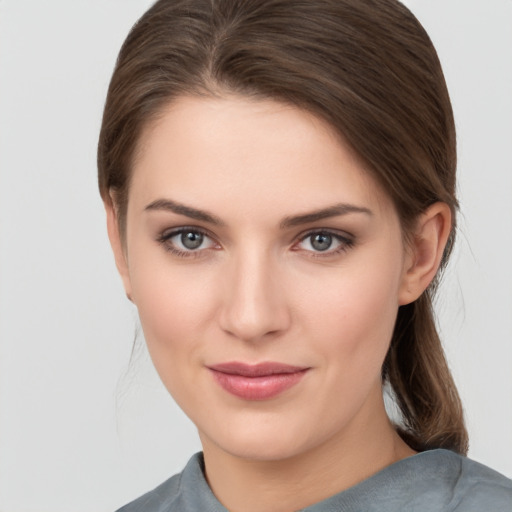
[207,362,309,400]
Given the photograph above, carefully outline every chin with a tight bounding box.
[199,412,334,463]
[219,438,309,463]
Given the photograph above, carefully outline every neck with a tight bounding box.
[200,388,416,512]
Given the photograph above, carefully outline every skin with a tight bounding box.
[106,95,451,512]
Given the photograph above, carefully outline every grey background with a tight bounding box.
[0,1,511,510]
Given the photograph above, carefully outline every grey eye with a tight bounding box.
[158,228,218,255]
[296,231,350,254]
[310,233,333,251]
[181,231,204,250]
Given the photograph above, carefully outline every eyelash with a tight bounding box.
[292,230,355,258]
[156,227,218,259]
[156,227,355,259]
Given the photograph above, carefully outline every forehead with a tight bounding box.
[130,95,394,219]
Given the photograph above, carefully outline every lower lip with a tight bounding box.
[209,369,308,400]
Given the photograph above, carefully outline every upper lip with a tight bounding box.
[207,361,309,377]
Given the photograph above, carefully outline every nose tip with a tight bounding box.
[219,257,290,343]
[221,309,282,342]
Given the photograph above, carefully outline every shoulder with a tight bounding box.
[332,449,512,512]
[115,453,210,512]
[447,450,512,510]
[409,449,512,511]
[115,472,183,512]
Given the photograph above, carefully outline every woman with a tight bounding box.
[98,0,512,510]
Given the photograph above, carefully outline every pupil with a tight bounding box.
[181,231,203,250]
[311,233,332,251]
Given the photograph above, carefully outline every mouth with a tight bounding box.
[207,362,310,401]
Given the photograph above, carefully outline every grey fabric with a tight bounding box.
[117,449,512,511]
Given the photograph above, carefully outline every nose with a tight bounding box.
[219,249,291,343]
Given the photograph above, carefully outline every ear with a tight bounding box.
[398,202,452,305]
[104,197,133,302]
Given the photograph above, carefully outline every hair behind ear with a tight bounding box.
[384,291,468,454]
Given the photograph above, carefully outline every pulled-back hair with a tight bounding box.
[98,0,468,454]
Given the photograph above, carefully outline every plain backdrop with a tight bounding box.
[0,1,511,511]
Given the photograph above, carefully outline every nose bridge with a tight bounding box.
[220,244,289,342]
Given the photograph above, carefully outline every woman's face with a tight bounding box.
[116,95,413,461]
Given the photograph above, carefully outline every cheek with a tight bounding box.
[300,252,403,376]
[129,253,219,383]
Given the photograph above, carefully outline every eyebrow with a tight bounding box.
[280,203,373,228]
[144,198,372,228]
[145,198,226,226]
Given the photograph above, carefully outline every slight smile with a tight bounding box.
[207,362,311,401]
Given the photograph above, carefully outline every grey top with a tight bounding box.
[117,449,512,511]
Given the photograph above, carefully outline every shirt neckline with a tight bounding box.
[179,449,460,512]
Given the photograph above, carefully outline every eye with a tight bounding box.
[295,230,354,255]
[157,227,219,256]
[178,231,206,250]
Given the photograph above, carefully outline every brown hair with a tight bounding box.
[98,0,468,454]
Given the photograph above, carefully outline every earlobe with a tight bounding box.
[398,202,452,305]
[104,198,133,301]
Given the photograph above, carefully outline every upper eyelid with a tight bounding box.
[159,225,216,240]
[295,227,354,242]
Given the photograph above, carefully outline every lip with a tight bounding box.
[207,362,310,401]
